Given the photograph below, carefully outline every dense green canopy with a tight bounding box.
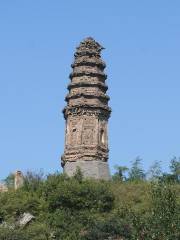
[0,168,179,240]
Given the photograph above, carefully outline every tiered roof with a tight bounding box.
[63,37,111,119]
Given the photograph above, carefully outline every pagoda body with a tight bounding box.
[61,37,111,179]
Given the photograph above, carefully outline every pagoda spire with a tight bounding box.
[63,37,111,120]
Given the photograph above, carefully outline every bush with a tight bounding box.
[0,171,179,239]
[43,174,114,212]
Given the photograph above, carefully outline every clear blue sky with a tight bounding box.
[0,1,180,179]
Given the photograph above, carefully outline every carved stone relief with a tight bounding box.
[81,116,95,145]
[82,127,94,145]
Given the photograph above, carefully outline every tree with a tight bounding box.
[112,165,128,181]
[147,160,162,181]
[170,157,180,182]
[3,173,14,189]
[128,157,145,182]
[23,170,45,192]
[148,183,180,239]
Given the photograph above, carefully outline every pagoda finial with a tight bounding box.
[75,37,104,58]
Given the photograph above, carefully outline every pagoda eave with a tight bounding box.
[69,72,107,80]
[67,82,108,91]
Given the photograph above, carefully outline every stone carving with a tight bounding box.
[61,37,111,179]
[82,127,94,145]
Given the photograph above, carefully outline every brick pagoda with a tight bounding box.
[61,37,111,179]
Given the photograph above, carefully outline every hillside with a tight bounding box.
[0,170,179,240]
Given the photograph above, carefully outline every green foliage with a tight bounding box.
[0,169,179,239]
[44,174,114,212]
[73,167,83,183]
[147,160,162,181]
[112,165,128,181]
[151,183,177,221]
[84,182,180,240]
[0,223,52,240]
[0,228,28,240]
[3,173,14,189]
[22,170,45,193]
[140,183,180,239]
[170,157,180,182]
[128,157,146,182]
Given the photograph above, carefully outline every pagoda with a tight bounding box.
[61,37,111,179]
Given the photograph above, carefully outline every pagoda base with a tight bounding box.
[63,160,111,180]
